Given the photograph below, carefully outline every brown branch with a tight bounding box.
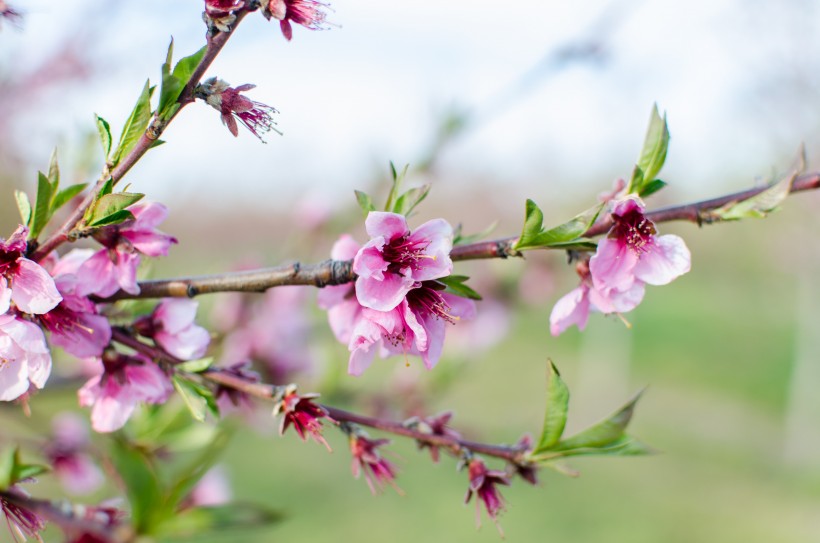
[99,170,820,300]
[109,328,527,464]
[30,10,252,262]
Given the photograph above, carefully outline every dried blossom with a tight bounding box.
[349,435,400,494]
[262,0,329,41]
[196,78,281,142]
[273,385,334,450]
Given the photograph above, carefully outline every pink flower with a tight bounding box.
[273,385,334,450]
[78,354,173,433]
[464,458,510,533]
[75,202,177,298]
[185,466,232,508]
[45,413,104,495]
[353,212,453,312]
[263,0,329,41]
[349,435,399,494]
[0,314,51,401]
[136,299,210,361]
[348,281,476,375]
[0,486,45,541]
[0,225,61,315]
[591,196,690,296]
[550,197,690,336]
[196,78,280,141]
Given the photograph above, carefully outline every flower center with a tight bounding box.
[407,283,457,324]
[381,235,433,273]
[610,208,656,254]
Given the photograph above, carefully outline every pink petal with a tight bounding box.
[121,230,177,257]
[129,201,169,229]
[115,251,141,295]
[402,301,428,352]
[325,298,361,343]
[317,283,352,310]
[126,362,173,403]
[352,242,388,280]
[443,293,477,321]
[156,325,210,360]
[408,219,454,280]
[11,258,62,314]
[355,273,413,312]
[55,455,104,495]
[347,317,384,376]
[634,235,691,286]
[417,313,446,369]
[155,299,198,335]
[75,250,119,297]
[330,234,361,261]
[0,346,29,401]
[90,389,137,433]
[589,237,639,293]
[549,286,591,336]
[0,277,10,315]
[610,196,645,217]
[364,212,409,241]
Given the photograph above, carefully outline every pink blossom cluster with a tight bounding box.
[550,196,691,335]
[319,212,475,376]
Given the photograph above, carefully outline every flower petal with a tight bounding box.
[634,235,691,286]
[364,212,408,241]
[352,242,388,280]
[330,234,361,261]
[155,299,198,335]
[11,259,62,314]
[0,277,10,315]
[549,286,591,336]
[355,273,413,312]
[589,237,639,293]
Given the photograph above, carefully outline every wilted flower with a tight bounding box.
[464,458,510,533]
[135,299,210,361]
[407,411,461,463]
[0,313,52,401]
[75,202,177,298]
[0,225,61,315]
[78,353,173,432]
[196,77,280,142]
[273,385,334,450]
[204,0,245,33]
[353,212,453,312]
[349,434,399,494]
[262,0,329,41]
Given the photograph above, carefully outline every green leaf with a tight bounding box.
[393,184,431,216]
[110,437,164,533]
[384,162,409,212]
[86,209,135,228]
[159,44,206,121]
[172,45,207,85]
[176,357,214,374]
[95,115,113,158]
[514,199,603,251]
[112,80,154,165]
[707,174,793,221]
[540,435,654,460]
[156,503,282,539]
[14,191,31,225]
[639,178,667,198]
[51,184,88,214]
[542,238,598,252]
[534,361,570,453]
[173,376,219,423]
[629,104,669,194]
[85,192,144,227]
[453,221,498,246]
[437,275,482,300]
[47,148,60,188]
[0,448,16,490]
[29,171,54,239]
[13,463,50,481]
[554,391,643,451]
[354,190,376,216]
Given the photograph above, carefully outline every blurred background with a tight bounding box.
[1,0,820,541]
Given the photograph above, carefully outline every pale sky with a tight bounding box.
[2,0,819,210]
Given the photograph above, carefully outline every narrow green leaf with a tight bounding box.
[95,115,112,158]
[554,391,643,451]
[86,192,144,227]
[113,80,154,165]
[630,104,669,193]
[393,184,431,216]
[171,45,207,85]
[176,357,214,374]
[354,190,376,216]
[110,438,164,533]
[638,178,667,198]
[514,200,603,251]
[534,361,570,452]
[13,463,50,481]
[708,174,793,221]
[0,448,16,490]
[540,435,654,459]
[14,191,31,225]
[173,376,219,422]
[437,275,482,301]
[86,209,135,228]
[47,148,60,189]
[30,171,54,238]
[51,184,88,213]
[384,162,408,212]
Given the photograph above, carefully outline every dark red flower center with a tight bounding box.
[609,207,656,253]
[381,235,433,274]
